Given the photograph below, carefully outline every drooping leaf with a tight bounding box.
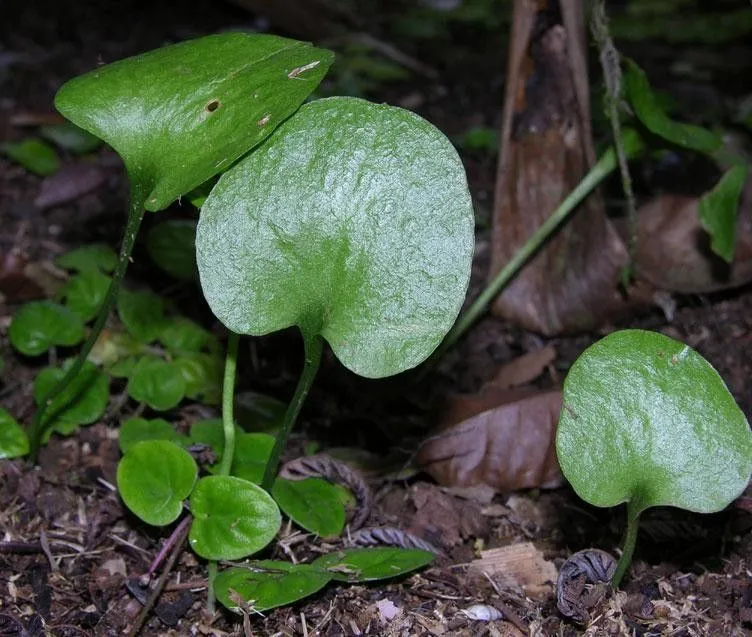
[699,164,749,263]
[557,329,752,516]
[118,417,189,454]
[172,353,222,404]
[117,288,166,343]
[1,138,60,175]
[158,316,214,353]
[234,391,287,432]
[34,360,109,436]
[117,440,197,526]
[272,477,346,537]
[196,96,474,378]
[215,562,332,613]
[146,220,198,281]
[624,61,721,153]
[55,33,334,212]
[9,301,84,356]
[312,547,434,582]
[39,122,102,154]
[126,357,186,411]
[188,475,281,560]
[55,244,118,273]
[58,269,111,321]
[0,408,30,459]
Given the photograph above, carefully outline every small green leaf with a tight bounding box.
[226,433,276,484]
[108,355,139,378]
[234,391,287,432]
[9,301,85,356]
[117,288,166,343]
[1,138,61,175]
[127,357,186,411]
[313,547,435,582]
[557,329,752,516]
[189,418,226,453]
[272,478,346,537]
[215,562,331,613]
[624,61,722,153]
[117,440,197,526]
[196,97,474,378]
[0,408,30,459]
[39,122,102,154]
[146,220,198,281]
[119,417,189,454]
[55,33,334,212]
[188,475,281,560]
[55,244,118,273]
[159,316,213,353]
[59,269,111,321]
[173,353,222,404]
[699,165,749,263]
[34,360,109,436]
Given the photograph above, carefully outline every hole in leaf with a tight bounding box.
[206,99,221,113]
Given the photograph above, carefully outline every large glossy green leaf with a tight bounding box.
[34,360,109,436]
[215,562,332,613]
[699,164,749,263]
[146,220,198,281]
[313,547,435,582]
[196,97,474,378]
[557,329,752,516]
[272,478,346,537]
[126,357,186,411]
[0,408,30,459]
[55,33,333,212]
[117,440,197,526]
[188,475,281,560]
[9,301,85,356]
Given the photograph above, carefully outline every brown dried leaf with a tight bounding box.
[468,543,558,589]
[491,346,556,389]
[0,252,44,302]
[34,162,106,210]
[417,389,563,491]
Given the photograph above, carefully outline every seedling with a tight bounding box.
[557,329,752,586]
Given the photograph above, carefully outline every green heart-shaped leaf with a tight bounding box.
[173,353,222,404]
[119,417,189,454]
[699,164,749,263]
[188,475,281,560]
[272,478,346,538]
[146,220,198,281]
[9,301,85,356]
[159,317,215,354]
[34,360,109,436]
[117,289,166,343]
[624,61,721,153]
[196,96,474,378]
[234,391,287,432]
[313,547,435,582]
[215,562,332,613]
[55,33,333,212]
[189,418,227,454]
[1,138,60,175]
[117,440,197,526]
[557,329,752,516]
[55,244,118,273]
[59,269,111,321]
[0,408,30,459]
[191,425,274,483]
[127,357,186,411]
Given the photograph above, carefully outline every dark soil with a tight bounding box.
[1,1,751,635]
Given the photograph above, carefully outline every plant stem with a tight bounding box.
[206,560,218,616]
[29,187,148,459]
[612,501,641,588]
[218,331,240,477]
[261,334,323,491]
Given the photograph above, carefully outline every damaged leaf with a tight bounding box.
[699,164,749,263]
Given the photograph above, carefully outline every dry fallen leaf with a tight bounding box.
[469,542,558,591]
[34,162,106,210]
[417,389,563,491]
[491,346,556,389]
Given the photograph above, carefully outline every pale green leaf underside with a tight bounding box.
[196,96,474,378]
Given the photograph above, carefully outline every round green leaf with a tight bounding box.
[189,418,226,454]
[272,478,346,537]
[173,353,222,404]
[0,408,30,459]
[117,440,197,526]
[117,289,166,343]
[557,329,752,516]
[34,360,109,436]
[188,475,281,560]
[59,269,111,321]
[158,316,213,353]
[196,96,474,379]
[146,220,198,281]
[55,244,118,273]
[235,391,286,432]
[1,138,60,176]
[127,357,186,411]
[215,562,331,613]
[312,547,435,582]
[9,301,85,356]
[119,417,189,454]
[55,33,333,212]
[108,355,139,379]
